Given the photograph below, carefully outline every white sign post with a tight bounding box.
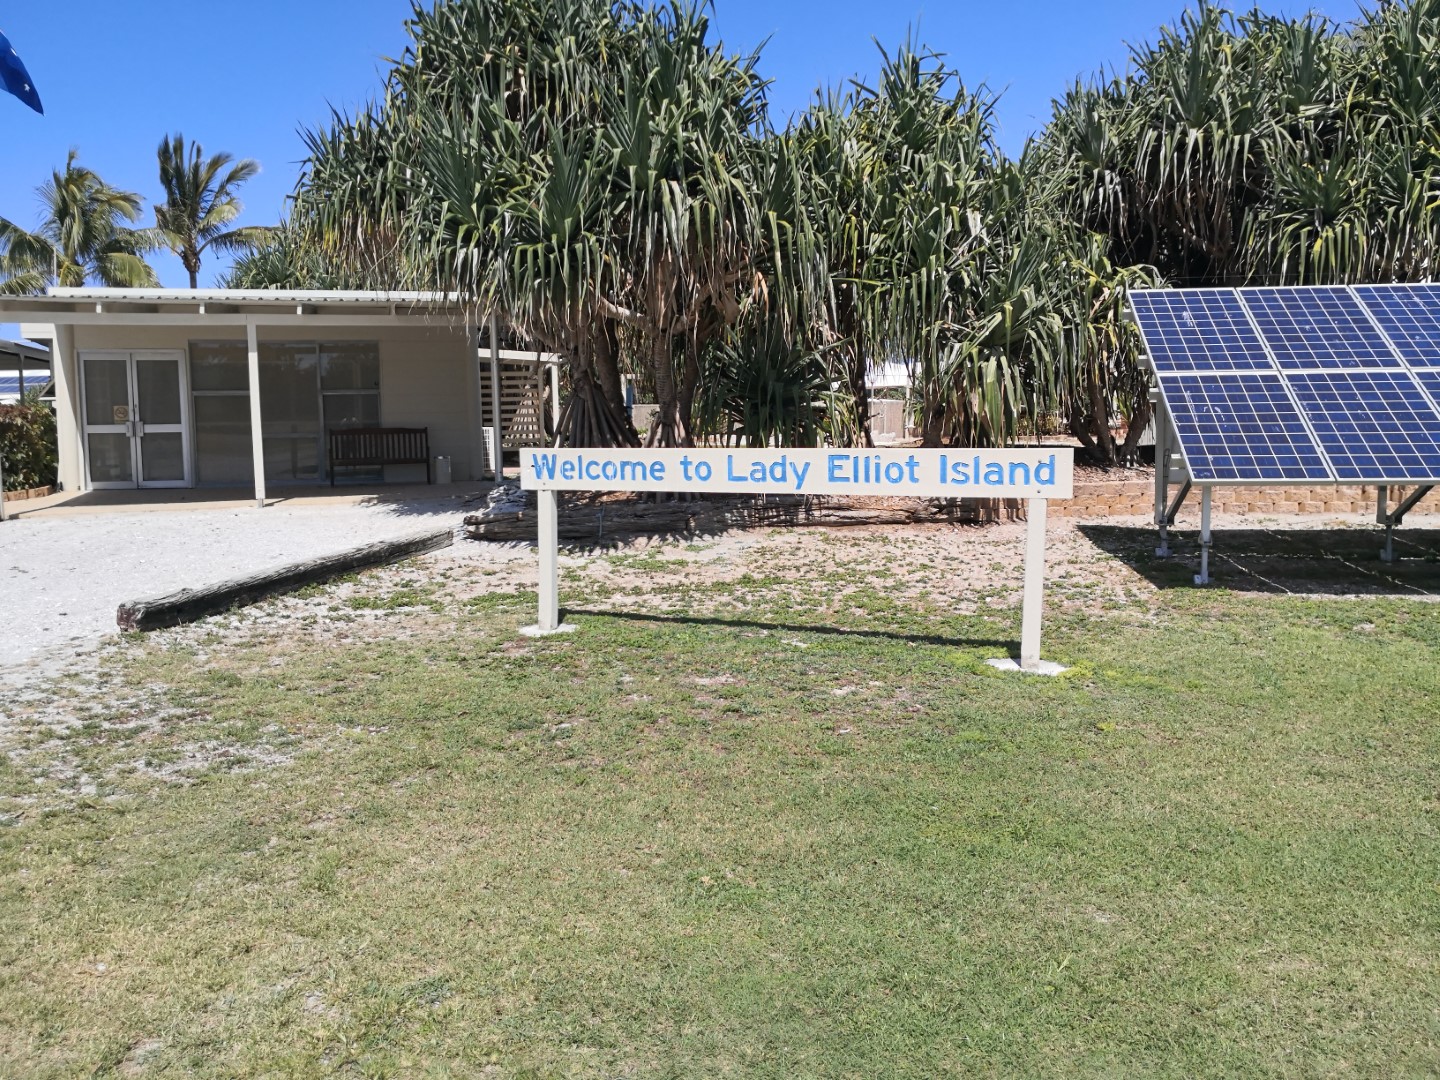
[520,448,1074,673]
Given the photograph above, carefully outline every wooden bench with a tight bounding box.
[328,427,431,486]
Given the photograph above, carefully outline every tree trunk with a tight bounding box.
[920,398,947,448]
[678,342,701,444]
[591,321,628,422]
[646,334,689,448]
[564,361,640,448]
[560,323,639,448]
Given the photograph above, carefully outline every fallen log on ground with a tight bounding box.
[117,526,456,631]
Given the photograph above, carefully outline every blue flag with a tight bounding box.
[0,30,42,115]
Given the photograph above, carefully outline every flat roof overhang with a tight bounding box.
[0,288,483,328]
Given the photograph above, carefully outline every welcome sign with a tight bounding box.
[522,448,1073,499]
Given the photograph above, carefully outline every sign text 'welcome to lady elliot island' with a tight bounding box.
[523,447,1073,499]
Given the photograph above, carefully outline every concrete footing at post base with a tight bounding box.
[520,622,578,638]
[986,658,1069,677]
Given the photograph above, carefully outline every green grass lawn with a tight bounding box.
[2,531,1439,1077]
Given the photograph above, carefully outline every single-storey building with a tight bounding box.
[0,289,559,505]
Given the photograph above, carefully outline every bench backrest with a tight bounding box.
[328,427,429,465]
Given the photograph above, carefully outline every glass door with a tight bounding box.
[81,352,137,488]
[133,352,190,486]
[80,351,191,489]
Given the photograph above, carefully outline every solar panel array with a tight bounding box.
[1130,284,1440,484]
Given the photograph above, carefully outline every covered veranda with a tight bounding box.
[0,289,560,512]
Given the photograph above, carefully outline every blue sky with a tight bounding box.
[0,0,1377,294]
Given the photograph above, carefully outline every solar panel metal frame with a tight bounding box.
[1130,282,1440,487]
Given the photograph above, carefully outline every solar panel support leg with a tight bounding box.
[1157,477,1191,558]
[1377,484,1433,563]
[1378,486,1393,562]
[1194,486,1212,585]
[1154,400,1173,556]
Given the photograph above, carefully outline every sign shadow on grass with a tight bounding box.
[564,607,1014,651]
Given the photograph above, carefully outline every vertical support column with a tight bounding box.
[466,317,485,482]
[520,487,575,638]
[1195,485,1213,585]
[548,361,561,445]
[538,488,558,632]
[246,320,266,509]
[1377,485,1394,562]
[488,314,503,482]
[52,324,83,493]
[1154,397,1171,557]
[1020,497,1048,672]
[0,440,8,521]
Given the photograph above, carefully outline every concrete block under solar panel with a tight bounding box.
[1286,369,1440,482]
[1158,371,1332,483]
[1129,289,1274,373]
[1353,283,1440,367]
[1239,286,1402,369]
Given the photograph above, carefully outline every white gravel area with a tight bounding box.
[0,495,475,676]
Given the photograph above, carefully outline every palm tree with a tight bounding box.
[0,149,161,294]
[154,133,270,288]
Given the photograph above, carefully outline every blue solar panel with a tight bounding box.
[1286,370,1440,480]
[1241,286,1400,368]
[1410,369,1440,409]
[1353,284,1440,368]
[1129,289,1273,372]
[1158,372,1332,482]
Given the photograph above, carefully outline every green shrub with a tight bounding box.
[0,393,58,491]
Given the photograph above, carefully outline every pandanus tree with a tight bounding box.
[0,149,160,294]
[291,0,772,449]
[154,134,270,289]
[1046,1,1440,290]
[279,0,1440,463]
[1038,0,1440,462]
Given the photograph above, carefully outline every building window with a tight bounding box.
[189,342,252,485]
[188,341,381,486]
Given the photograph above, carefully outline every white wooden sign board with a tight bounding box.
[520,448,1074,673]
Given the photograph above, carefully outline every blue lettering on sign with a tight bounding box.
[727,454,810,491]
[937,454,1057,487]
[532,451,1057,491]
[531,452,557,480]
